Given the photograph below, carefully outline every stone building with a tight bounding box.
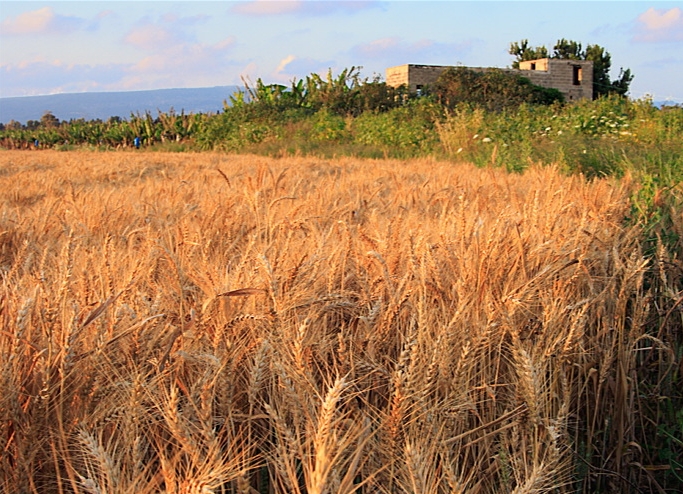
[386,58,594,101]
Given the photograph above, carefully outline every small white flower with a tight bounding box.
[557,130,563,135]
[482,137,492,143]
[473,134,479,139]
[456,147,463,153]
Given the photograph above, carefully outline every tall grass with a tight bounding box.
[1,151,681,492]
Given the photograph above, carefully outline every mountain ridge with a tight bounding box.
[0,86,240,125]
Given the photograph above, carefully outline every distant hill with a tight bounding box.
[0,86,241,125]
[655,100,681,108]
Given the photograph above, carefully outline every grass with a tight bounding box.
[0,150,681,493]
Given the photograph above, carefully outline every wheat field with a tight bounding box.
[0,150,666,493]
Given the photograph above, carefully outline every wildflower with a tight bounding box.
[456,147,463,153]
[557,130,563,135]
[482,137,492,143]
[473,134,479,139]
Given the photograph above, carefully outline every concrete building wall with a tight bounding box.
[385,59,594,101]
[521,59,594,101]
[385,65,411,89]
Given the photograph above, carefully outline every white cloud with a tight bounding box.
[128,36,237,71]
[1,32,240,97]
[0,58,128,96]
[0,6,84,36]
[0,7,246,96]
[269,55,337,83]
[352,37,477,66]
[232,1,303,16]
[119,12,241,88]
[231,1,383,17]
[124,23,176,50]
[275,54,297,74]
[634,7,683,42]
[355,37,400,57]
[1,7,54,35]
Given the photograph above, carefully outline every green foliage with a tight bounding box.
[0,69,679,183]
[0,75,680,180]
[434,66,563,112]
[433,95,683,183]
[552,38,584,60]
[195,105,277,151]
[40,111,60,128]
[510,38,634,98]
[229,67,409,118]
[509,39,549,68]
[351,99,440,155]
[309,109,348,142]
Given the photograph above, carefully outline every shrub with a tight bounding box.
[434,66,564,112]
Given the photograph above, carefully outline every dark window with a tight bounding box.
[416,84,423,96]
[530,62,536,70]
[573,66,582,86]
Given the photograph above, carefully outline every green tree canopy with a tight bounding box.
[509,38,634,99]
[40,111,60,128]
[509,40,549,67]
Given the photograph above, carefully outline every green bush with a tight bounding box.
[434,66,564,112]
[351,100,440,155]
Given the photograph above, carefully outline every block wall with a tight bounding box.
[385,59,594,101]
[386,65,450,92]
[518,60,594,101]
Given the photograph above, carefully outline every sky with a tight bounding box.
[1,1,682,102]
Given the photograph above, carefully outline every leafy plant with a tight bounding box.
[434,66,563,112]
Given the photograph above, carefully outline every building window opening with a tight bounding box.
[416,84,423,96]
[530,62,536,70]
[573,66,582,86]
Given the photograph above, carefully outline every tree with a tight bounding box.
[553,38,583,60]
[40,111,60,128]
[6,120,23,130]
[509,40,549,68]
[509,39,633,98]
[583,44,633,98]
[228,67,407,117]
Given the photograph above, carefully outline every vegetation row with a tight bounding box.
[2,69,681,185]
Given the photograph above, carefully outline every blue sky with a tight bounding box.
[1,1,682,102]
